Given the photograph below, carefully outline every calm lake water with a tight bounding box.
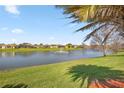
[0,49,110,70]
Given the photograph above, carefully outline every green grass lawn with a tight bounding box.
[0,52,124,88]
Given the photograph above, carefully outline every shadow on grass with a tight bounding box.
[2,83,28,88]
[68,65,124,88]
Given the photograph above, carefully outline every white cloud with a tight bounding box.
[49,36,55,40]
[11,28,24,34]
[1,27,8,31]
[11,38,17,43]
[4,5,20,15]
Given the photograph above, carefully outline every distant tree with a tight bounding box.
[18,43,33,48]
[38,43,43,48]
[80,42,87,49]
[66,43,73,48]
[39,43,43,46]
[90,30,123,56]
[90,29,113,56]
[110,34,124,53]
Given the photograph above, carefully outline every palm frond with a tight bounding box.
[83,24,108,41]
[75,21,102,32]
[102,26,119,43]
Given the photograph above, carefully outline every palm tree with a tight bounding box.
[56,5,97,22]
[57,5,124,42]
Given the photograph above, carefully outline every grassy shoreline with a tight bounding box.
[0,48,82,52]
[0,52,124,88]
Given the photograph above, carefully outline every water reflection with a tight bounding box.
[0,52,15,57]
[15,52,37,57]
[0,49,111,70]
[0,51,48,58]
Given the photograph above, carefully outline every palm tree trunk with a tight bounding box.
[102,45,106,57]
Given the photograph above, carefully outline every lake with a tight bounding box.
[0,49,110,70]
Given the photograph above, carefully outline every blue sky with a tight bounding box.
[0,5,90,45]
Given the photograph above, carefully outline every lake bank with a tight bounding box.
[0,52,124,88]
[0,48,82,52]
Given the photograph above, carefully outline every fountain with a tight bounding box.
[55,48,69,54]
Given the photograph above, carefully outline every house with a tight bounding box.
[90,45,99,49]
[7,44,16,49]
[43,45,50,48]
[50,44,59,48]
[58,45,65,49]
[33,44,40,48]
[73,45,78,48]
[0,44,17,49]
[0,44,7,49]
